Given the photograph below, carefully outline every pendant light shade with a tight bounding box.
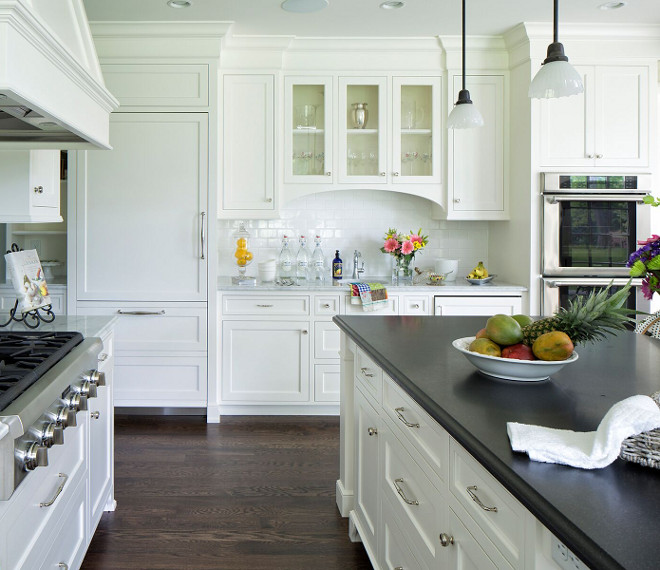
[447,0,483,129]
[529,0,584,99]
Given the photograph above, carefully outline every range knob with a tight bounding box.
[62,391,88,412]
[83,369,106,387]
[71,380,97,399]
[15,440,48,471]
[28,421,64,447]
[46,405,77,428]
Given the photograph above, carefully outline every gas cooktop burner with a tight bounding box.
[0,331,84,410]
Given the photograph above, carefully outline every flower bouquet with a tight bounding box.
[380,228,429,284]
[628,234,660,300]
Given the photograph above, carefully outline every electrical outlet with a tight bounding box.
[551,536,589,570]
[29,239,42,256]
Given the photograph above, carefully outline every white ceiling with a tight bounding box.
[82,0,660,38]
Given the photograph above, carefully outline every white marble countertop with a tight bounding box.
[217,276,526,293]
[0,314,117,339]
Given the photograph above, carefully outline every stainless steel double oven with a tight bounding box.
[541,173,654,315]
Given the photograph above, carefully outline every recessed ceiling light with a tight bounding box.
[598,1,627,9]
[281,0,329,13]
[167,0,192,8]
[380,1,405,9]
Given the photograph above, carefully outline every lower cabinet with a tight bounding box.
[348,346,540,570]
[434,295,523,316]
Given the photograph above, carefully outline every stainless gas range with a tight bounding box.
[0,331,105,501]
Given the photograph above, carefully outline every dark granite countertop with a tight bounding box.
[333,315,660,570]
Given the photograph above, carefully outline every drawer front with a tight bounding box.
[314,295,340,315]
[36,477,87,570]
[449,439,525,569]
[401,295,431,315]
[383,375,449,483]
[382,429,445,569]
[76,304,207,353]
[5,419,86,570]
[102,63,210,107]
[434,296,523,316]
[355,347,383,404]
[381,494,430,570]
[314,321,341,359]
[344,295,399,315]
[314,364,340,402]
[223,295,309,316]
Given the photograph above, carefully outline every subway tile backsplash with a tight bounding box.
[217,190,489,279]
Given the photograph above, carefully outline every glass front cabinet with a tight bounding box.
[283,75,442,201]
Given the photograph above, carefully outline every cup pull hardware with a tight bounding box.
[360,367,374,378]
[466,485,498,512]
[367,427,378,436]
[117,310,166,316]
[393,478,419,506]
[439,533,455,547]
[395,407,420,428]
[40,473,68,507]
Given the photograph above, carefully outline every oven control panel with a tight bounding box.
[543,172,652,193]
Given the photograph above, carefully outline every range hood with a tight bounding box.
[0,0,118,149]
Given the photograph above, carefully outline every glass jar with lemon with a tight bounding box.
[232,222,254,284]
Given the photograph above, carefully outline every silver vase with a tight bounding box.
[351,103,368,129]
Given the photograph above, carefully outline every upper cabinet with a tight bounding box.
[538,65,649,169]
[445,74,507,220]
[0,150,61,222]
[282,74,443,206]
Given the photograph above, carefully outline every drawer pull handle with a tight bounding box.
[117,310,166,316]
[98,353,109,362]
[360,367,374,378]
[411,303,420,309]
[439,533,455,547]
[367,427,378,436]
[393,478,419,506]
[395,407,420,429]
[256,304,274,308]
[466,485,498,512]
[58,564,69,570]
[91,411,100,419]
[394,567,404,570]
[40,473,68,507]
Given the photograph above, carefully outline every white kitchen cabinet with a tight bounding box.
[222,320,311,403]
[446,74,507,220]
[314,364,340,402]
[0,150,61,222]
[221,74,276,216]
[538,65,649,168]
[434,295,523,316]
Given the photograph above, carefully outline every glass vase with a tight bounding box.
[392,256,413,285]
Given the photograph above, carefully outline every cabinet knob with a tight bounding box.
[393,172,400,177]
[454,198,461,203]
[380,172,386,177]
[302,330,308,335]
[91,411,100,419]
[326,171,332,176]
[412,303,419,309]
[33,186,44,193]
[439,533,455,547]
[266,197,273,203]
[321,303,330,308]
[367,427,378,436]
[595,154,603,159]
[587,154,595,159]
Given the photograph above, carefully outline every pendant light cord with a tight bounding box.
[553,0,559,43]
[461,0,466,92]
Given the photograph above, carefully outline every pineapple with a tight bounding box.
[522,282,636,346]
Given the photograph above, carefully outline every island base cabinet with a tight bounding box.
[381,495,428,570]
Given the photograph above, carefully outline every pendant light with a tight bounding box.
[447,0,483,129]
[529,0,584,99]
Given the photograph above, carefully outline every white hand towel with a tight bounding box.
[507,395,660,469]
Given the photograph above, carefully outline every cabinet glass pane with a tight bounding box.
[400,85,433,177]
[292,84,326,176]
[346,85,380,177]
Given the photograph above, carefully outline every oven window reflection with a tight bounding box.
[559,201,636,269]
[559,284,637,312]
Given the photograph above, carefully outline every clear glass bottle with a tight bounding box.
[311,235,326,284]
[296,235,311,284]
[278,235,294,281]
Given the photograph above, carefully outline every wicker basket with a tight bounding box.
[619,391,660,469]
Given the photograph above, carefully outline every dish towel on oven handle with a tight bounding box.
[349,282,389,312]
[506,395,660,469]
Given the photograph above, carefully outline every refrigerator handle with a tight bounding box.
[200,211,206,260]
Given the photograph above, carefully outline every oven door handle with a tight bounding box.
[545,278,643,288]
[545,194,648,203]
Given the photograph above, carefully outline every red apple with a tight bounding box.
[501,343,536,360]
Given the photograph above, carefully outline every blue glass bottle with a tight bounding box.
[332,250,343,280]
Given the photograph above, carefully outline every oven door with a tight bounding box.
[541,277,649,317]
[542,193,651,277]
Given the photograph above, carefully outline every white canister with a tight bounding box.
[258,259,277,282]
[435,259,458,281]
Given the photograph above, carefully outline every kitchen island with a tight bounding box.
[334,315,660,570]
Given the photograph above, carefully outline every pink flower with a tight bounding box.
[383,238,400,253]
[410,234,423,245]
[400,240,414,255]
[638,235,660,246]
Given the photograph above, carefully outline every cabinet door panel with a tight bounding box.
[314,320,340,359]
[75,113,208,301]
[314,364,340,402]
[222,321,310,402]
[596,66,648,167]
[434,296,522,316]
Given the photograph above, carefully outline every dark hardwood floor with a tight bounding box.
[81,415,373,570]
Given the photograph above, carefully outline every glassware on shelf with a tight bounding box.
[295,104,317,129]
[232,222,254,284]
[401,100,425,129]
[401,151,419,175]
